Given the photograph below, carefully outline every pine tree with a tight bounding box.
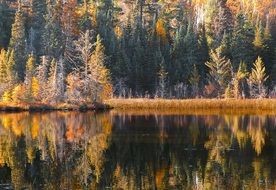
[248,56,268,98]
[31,0,47,55]
[0,1,13,48]
[205,49,232,98]
[43,0,64,58]
[89,35,110,102]
[9,3,26,80]
[231,14,255,69]
[189,64,200,98]
[205,0,233,49]
[77,0,93,32]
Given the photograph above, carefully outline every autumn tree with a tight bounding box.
[24,54,36,101]
[66,71,83,103]
[46,57,65,103]
[205,49,232,98]
[233,62,248,98]
[248,56,268,98]
[89,35,110,102]
[74,30,94,95]
[36,56,49,101]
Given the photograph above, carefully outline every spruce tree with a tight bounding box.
[189,64,200,98]
[9,3,26,80]
[43,0,64,58]
[31,0,47,55]
[0,1,13,48]
[231,14,255,70]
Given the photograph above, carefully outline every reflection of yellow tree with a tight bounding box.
[87,114,111,183]
[0,111,113,188]
[225,115,249,150]
[248,116,266,155]
[204,122,232,190]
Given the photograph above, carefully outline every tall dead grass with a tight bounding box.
[105,98,276,114]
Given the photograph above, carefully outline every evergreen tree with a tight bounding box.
[77,0,93,32]
[31,0,47,55]
[205,0,233,49]
[189,64,200,98]
[0,1,13,48]
[231,14,255,70]
[9,3,26,80]
[43,0,64,58]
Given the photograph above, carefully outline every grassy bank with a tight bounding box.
[105,98,276,113]
[0,102,110,112]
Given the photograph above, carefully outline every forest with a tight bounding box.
[0,0,276,104]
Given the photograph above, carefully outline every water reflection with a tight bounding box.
[0,111,275,189]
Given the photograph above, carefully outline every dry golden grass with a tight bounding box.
[105,98,276,114]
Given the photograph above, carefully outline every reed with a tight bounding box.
[104,98,276,112]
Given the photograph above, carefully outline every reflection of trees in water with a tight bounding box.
[105,113,276,190]
[0,112,275,189]
[0,112,112,189]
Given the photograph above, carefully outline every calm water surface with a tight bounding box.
[0,111,276,190]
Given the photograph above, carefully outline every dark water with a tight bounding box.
[0,111,276,190]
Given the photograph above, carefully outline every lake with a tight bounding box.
[0,110,275,189]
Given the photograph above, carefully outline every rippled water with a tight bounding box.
[0,110,276,189]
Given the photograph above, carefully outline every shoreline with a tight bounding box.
[0,102,111,112]
[1,98,276,113]
[104,98,276,111]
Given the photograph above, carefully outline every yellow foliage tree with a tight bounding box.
[31,77,39,100]
[156,19,167,44]
[12,84,25,103]
[2,90,12,102]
